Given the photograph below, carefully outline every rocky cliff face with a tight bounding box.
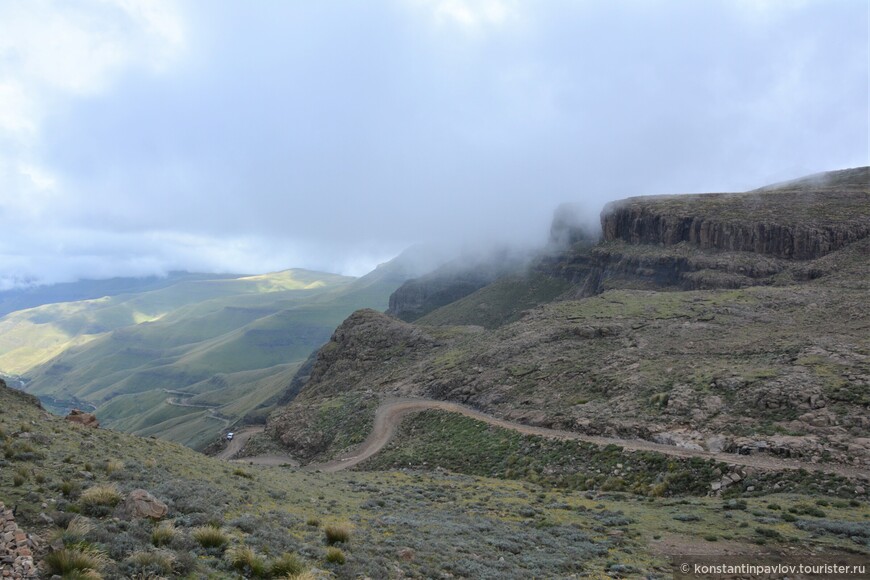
[600,167,869,260]
[602,196,868,260]
[268,168,870,470]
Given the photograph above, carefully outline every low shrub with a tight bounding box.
[124,550,176,576]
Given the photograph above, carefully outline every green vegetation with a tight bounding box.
[324,523,352,545]
[325,546,346,565]
[270,552,306,576]
[418,273,572,329]
[79,484,123,516]
[1,381,867,578]
[192,525,230,549]
[363,410,724,496]
[42,545,109,577]
[3,259,415,449]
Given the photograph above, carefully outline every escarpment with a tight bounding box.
[600,167,869,260]
[268,167,870,470]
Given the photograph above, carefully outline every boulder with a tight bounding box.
[65,409,99,428]
[124,489,168,520]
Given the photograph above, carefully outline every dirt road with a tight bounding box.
[214,426,263,460]
[310,398,870,479]
[214,426,298,466]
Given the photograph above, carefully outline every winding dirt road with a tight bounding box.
[215,426,263,460]
[215,426,299,466]
[308,398,870,479]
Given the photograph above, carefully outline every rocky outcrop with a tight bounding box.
[65,409,99,428]
[602,197,868,260]
[601,182,870,260]
[0,502,37,579]
[124,489,168,520]
[306,309,436,396]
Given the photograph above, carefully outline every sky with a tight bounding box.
[0,0,867,287]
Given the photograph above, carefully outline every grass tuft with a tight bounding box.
[324,546,345,565]
[269,552,305,576]
[150,521,177,547]
[43,546,108,577]
[226,545,267,577]
[324,523,351,545]
[192,525,229,549]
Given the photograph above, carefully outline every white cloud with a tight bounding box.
[413,0,518,31]
[0,0,188,266]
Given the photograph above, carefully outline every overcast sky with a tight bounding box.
[0,0,867,287]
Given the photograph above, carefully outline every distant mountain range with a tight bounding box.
[0,251,438,448]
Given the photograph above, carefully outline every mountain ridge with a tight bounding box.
[265,167,870,477]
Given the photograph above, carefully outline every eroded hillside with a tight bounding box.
[268,167,870,475]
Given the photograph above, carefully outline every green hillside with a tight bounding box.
[0,271,239,317]
[4,259,418,449]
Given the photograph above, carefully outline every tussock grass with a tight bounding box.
[80,484,122,505]
[51,516,93,546]
[150,521,177,547]
[269,552,305,576]
[79,484,122,516]
[43,545,108,577]
[59,478,81,498]
[192,525,229,549]
[324,546,345,564]
[324,523,351,545]
[226,545,267,577]
[103,458,124,474]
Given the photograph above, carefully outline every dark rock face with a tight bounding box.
[602,198,869,260]
[601,169,870,260]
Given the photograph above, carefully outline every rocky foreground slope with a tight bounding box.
[267,167,870,475]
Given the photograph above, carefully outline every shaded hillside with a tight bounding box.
[268,168,870,475]
[386,248,531,322]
